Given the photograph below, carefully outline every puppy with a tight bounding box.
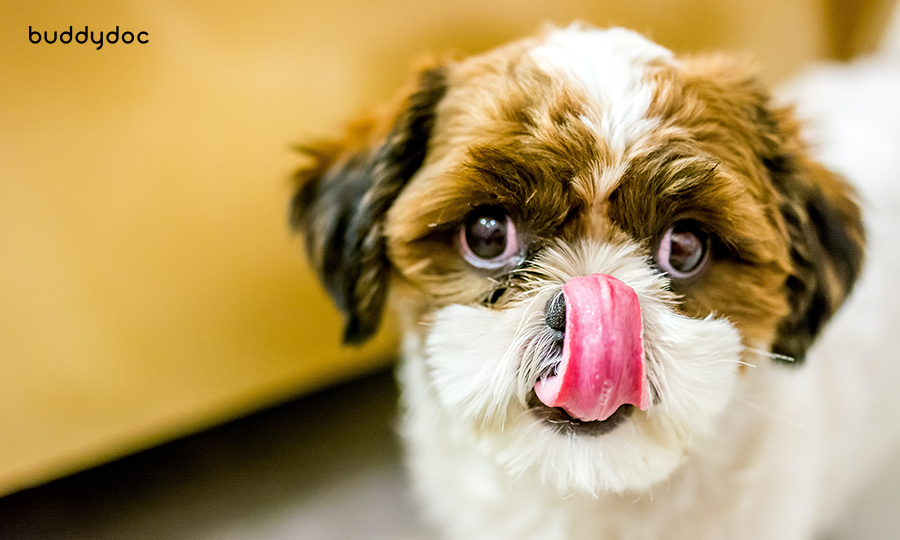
[291,25,883,540]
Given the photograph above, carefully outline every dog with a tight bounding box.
[290,24,900,540]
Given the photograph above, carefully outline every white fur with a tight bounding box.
[530,26,672,162]
[399,241,750,539]
[419,241,741,497]
[778,49,900,534]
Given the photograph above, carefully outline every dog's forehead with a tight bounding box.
[430,27,678,199]
[528,27,675,153]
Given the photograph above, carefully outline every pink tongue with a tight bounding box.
[533,273,648,422]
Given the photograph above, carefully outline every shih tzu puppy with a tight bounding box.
[290,25,884,540]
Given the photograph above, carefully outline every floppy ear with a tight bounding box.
[291,66,447,344]
[764,109,866,364]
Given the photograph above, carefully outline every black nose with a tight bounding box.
[544,291,566,333]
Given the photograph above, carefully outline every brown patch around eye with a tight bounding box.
[645,57,865,362]
[606,60,797,348]
[385,60,604,307]
[610,163,792,347]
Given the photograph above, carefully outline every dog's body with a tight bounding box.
[292,25,900,540]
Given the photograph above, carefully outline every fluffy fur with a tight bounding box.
[291,24,899,540]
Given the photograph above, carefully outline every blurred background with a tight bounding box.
[1,0,898,538]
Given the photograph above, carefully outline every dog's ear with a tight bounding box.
[291,66,447,344]
[679,56,866,364]
[763,108,866,364]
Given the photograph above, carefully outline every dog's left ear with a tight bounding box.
[291,66,447,345]
[764,108,866,364]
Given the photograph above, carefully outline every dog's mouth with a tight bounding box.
[527,390,634,436]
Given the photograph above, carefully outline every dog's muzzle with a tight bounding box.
[533,273,649,422]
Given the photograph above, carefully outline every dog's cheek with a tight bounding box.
[640,302,744,434]
[424,304,529,426]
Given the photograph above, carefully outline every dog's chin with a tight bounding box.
[421,260,744,495]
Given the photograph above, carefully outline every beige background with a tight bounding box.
[0,0,891,495]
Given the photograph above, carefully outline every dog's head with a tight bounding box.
[292,26,865,494]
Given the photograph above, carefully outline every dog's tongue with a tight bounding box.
[534,273,648,422]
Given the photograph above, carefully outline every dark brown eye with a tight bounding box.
[656,221,710,279]
[459,206,519,268]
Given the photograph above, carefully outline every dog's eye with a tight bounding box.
[656,221,710,279]
[459,206,519,268]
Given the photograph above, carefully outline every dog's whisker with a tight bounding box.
[487,313,552,422]
[743,347,796,364]
[708,357,758,368]
[735,396,808,429]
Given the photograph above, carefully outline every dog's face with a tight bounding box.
[293,27,864,494]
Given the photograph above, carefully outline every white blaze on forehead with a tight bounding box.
[529,27,673,157]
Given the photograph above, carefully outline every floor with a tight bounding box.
[0,370,434,540]
[0,368,897,540]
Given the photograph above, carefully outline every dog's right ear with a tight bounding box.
[291,66,447,345]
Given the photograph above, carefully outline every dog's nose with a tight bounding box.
[545,291,566,333]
